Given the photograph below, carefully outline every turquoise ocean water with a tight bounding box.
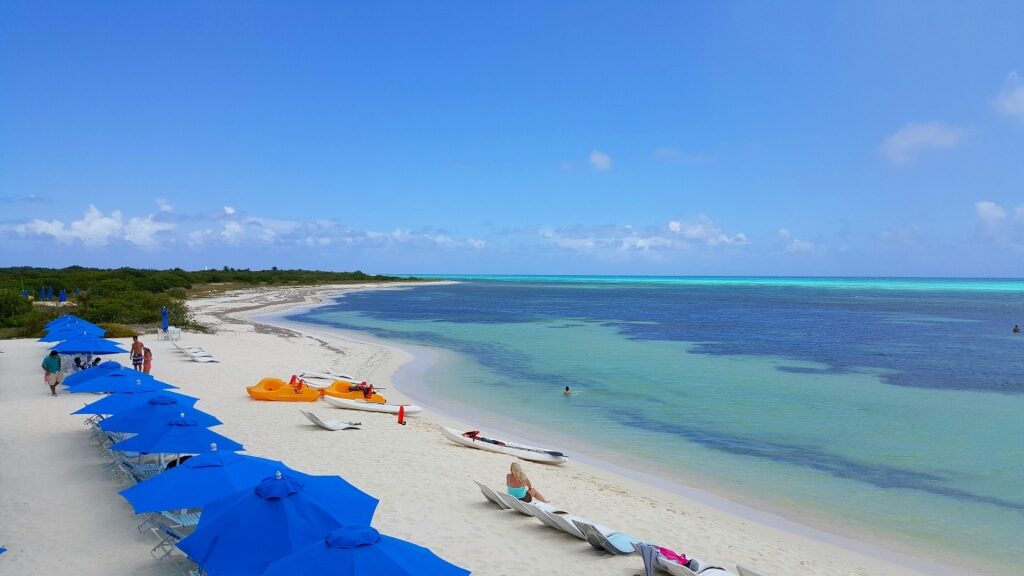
[285,277,1024,574]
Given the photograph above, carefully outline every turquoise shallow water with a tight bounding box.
[288,277,1024,574]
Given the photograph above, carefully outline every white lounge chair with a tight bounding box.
[537,508,588,539]
[299,410,361,431]
[495,492,537,517]
[572,520,641,555]
[173,345,219,363]
[519,501,588,537]
[735,567,764,576]
[473,480,512,509]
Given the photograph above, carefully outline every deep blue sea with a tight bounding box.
[287,277,1024,573]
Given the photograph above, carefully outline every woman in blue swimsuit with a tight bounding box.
[506,461,548,503]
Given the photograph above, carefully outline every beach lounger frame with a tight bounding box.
[473,480,512,510]
[299,410,361,431]
[572,519,641,555]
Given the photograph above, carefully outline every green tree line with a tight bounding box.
[0,266,410,337]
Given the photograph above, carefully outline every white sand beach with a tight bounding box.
[0,285,964,576]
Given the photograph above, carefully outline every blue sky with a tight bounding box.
[2,1,1023,276]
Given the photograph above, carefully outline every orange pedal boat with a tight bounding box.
[321,380,386,403]
[247,376,321,402]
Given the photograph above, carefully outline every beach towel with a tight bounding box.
[659,546,689,566]
[637,542,659,576]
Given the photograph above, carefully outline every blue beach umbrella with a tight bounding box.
[63,361,123,386]
[111,416,243,454]
[177,472,378,576]
[98,398,221,433]
[120,449,309,513]
[51,337,127,355]
[44,316,97,331]
[161,306,169,331]
[45,314,84,327]
[71,390,198,416]
[68,372,176,394]
[38,324,106,342]
[264,526,471,576]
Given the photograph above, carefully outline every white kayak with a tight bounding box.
[299,370,357,389]
[441,426,568,465]
[322,395,423,415]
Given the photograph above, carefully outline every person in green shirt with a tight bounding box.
[41,351,62,396]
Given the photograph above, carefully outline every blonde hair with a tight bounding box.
[510,461,528,484]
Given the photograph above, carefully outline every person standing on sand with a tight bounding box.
[130,335,145,370]
[41,351,62,396]
[143,347,153,374]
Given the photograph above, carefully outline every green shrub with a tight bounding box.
[98,323,139,338]
[0,291,33,328]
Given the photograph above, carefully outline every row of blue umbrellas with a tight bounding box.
[61,333,469,575]
[40,315,128,354]
[33,287,77,301]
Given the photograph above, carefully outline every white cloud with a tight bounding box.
[881,122,963,165]
[156,198,174,213]
[976,201,1007,224]
[221,221,244,244]
[784,238,821,253]
[258,227,277,243]
[539,228,599,252]
[975,201,1007,233]
[187,229,213,247]
[653,147,711,164]
[15,205,124,246]
[589,150,612,171]
[775,228,824,254]
[125,215,175,248]
[539,215,748,259]
[223,206,236,215]
[668,215,750,247]
[1016,205,1024,220]
[876,226,921,247]
[994,72,1024,122]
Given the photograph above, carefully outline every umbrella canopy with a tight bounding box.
[263,526,470,576]
[68,372,176,394]
[51,337,127,355]
[111,416,243,454]
[39,324,106,342]
[161,306,169,330]
[121,450,309,513]
[178,472,378,576]
[71,390,199,416]
[98,398,221,433]
[45,314,84,329]
[63,361,122,386]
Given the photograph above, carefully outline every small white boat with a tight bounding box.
[322,395,423,415]
[440,426,568,464]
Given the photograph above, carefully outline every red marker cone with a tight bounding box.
[397,405,406,425]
